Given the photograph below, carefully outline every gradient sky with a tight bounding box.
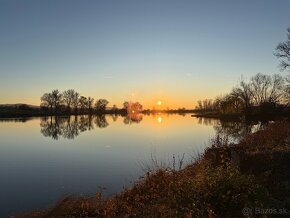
[1,0,290,109]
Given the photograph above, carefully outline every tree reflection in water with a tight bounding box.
[111,114,118,122]
[123,112,143,125]
[95,115,109,129]
[197,117,267,142]
[198,117,219,126]
[40,113,143,140]
[40,116,63,140]
[40,115,95,140]
[39,115,268,141]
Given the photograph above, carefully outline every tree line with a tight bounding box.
[40,89,143,115]
[195,73,288,115]
[195,28,290,118]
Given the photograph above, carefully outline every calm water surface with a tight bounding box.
[0,114,260,217]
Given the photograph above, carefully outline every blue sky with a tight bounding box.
[0,0,290,108]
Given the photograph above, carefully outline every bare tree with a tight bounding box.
[95,99,109,112]
[40,93,54,114]
[275,28,290,71]
[87,97,94,113]
[41,90,62,114]
[229,90,243,113]
[234,79,253,112]
[268,74,285,103]
[195,99,213,112]
[51,89,63,114]
[251,73,272,105]
[203,99,212,111]
[284,75,290,105]
[72,92,80,114]
[248,73,284,105]
[213,95,232,114]
[63,89,76,113]
[196,100,203,110]
[78,96,88,113]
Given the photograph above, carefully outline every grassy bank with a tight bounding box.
[19,121,290,218]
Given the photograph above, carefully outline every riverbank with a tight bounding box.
[192,110,290,121]
[18,121,290,217]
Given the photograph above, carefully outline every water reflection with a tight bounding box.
[40,116,81,140]
[123,112,143,125]
[157,116,162,124]
[0,114,278,217]
[95,115,108,128]
[0,117,33,123]
[40,114,144,140]
[197,117,267,142]
[197,117,219,126]
[39,115,270,141]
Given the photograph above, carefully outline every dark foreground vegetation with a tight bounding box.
[19,121,290,218]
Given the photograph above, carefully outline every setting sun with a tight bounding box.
[157,100,162,106]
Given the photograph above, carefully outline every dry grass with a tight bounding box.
[18,121,290,218]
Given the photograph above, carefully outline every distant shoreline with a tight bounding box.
[1,103,290,120]
[0,103,198,118]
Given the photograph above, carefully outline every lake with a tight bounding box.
[0,114,262,217]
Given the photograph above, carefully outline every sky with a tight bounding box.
[0,0,290,109]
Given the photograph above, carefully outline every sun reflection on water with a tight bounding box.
[157,116,162,124]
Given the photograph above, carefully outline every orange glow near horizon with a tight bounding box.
[0,94,197,109]
[142,97,195,110]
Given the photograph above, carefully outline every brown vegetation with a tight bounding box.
[19,121,290,218]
